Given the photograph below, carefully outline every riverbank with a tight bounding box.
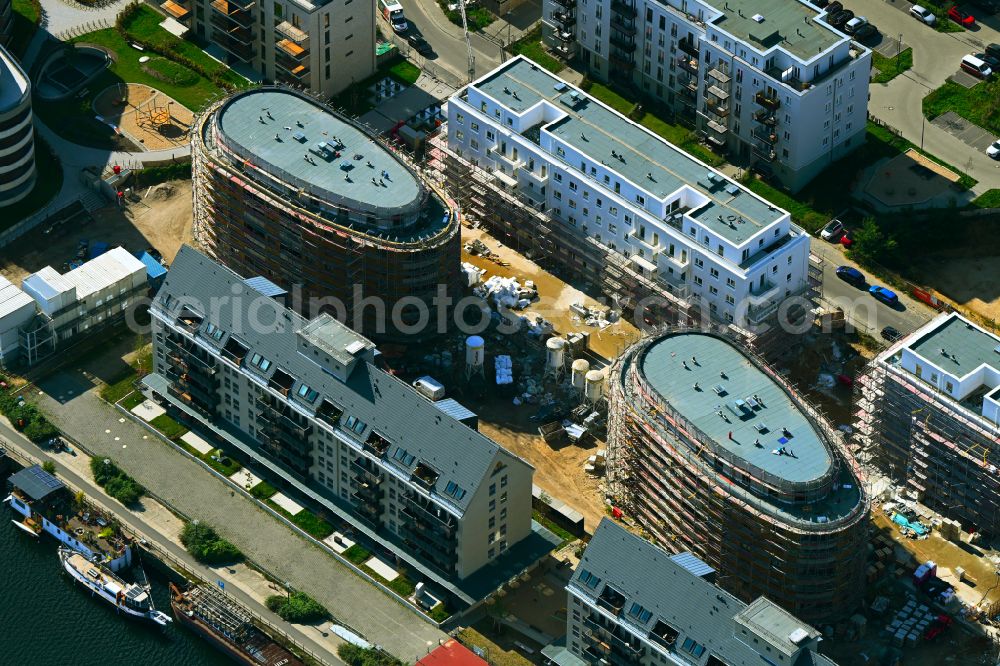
[0,437,344,665]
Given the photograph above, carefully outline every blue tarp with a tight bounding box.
[137,251,167,282]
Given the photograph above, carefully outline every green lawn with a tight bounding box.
[508,27,563,74]
[343,544,371,565]
[924,79,1000,136]
[583,81,725,167]
[249,480,278,500]
[388,60,421,86]
[99,345,153,404]
[265,500,335,540]
[150,413,189,440]
[871,48,913,85]
[972,189,1000,208]
[436,0,494,31]
[533,510,576,547]
[119,392,147,410]
[144,57,201,86]
[0,134,63,231]
[10,0,41,58]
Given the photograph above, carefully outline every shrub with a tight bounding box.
[180,521,242,564]
[89,457,145,505]
[337,644,404,666]
[428,603,451,623]
[265,590,329,623]
[42,460,56,474]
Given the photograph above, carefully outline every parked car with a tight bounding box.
[835,265,866,286]
[839,231,854,248]
[869,285,899,306]
[829,9,854,27]
[826,1,844,14]
[910,4,937,24]
[881,326,903,342]
[961,54,992,78]
[979,52,1000,70]
[948,6,976,26]
[845,16,869,34]
[854,23,879,41]
[987,139,1000,159]
[987,43,1000,60]
[820,219,845,241]
[406,33,434,57]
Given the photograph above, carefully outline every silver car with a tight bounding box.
[910,4,937,25]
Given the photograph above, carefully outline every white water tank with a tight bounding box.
[571,359,590,390]
[585,369,605,402]
[546,337,567,371]
[466,335,485,367]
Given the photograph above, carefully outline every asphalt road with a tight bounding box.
[0,424,346,666]
[811,235,935,337]
[384,1,505,86]
[857,0,1000,189]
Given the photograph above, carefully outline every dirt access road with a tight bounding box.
[0,180,193,284]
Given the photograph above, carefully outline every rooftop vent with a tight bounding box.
[752,13,765,23]
[346,340,367,355]
[788,628,810,644]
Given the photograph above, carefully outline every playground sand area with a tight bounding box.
[93,83,193,151]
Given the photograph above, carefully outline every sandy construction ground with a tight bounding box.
[0,180,193,284]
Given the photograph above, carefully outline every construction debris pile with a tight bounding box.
[570,302,615,329]
[475,275,538,311]
[495,355,513,386]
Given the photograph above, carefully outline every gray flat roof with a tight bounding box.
[474,58,784,244]
[709,0,842,61]
[908,314,1000,377]
[217,89,422,213]
[639,332,831,484]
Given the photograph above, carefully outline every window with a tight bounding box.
[627,603,653,623]
[391,446,416,465]
[490,483,496,496]
[709,268,719,279]
[344,415,368,434]
[296,383,319,403]
[456,112,464,124]
[249,353,271,372]
[709,286,718,295]
[681,638,706,658]
[204,322,224,341]
[578,569,602,589]
[569,181,578,191]
[471,121,479,132]
[554,172,563,182]
[726,278,735,288]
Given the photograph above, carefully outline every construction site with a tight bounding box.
[604,327,870,624]
[192,86,461,341]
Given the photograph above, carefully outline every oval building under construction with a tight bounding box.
[606,329,870,623]
[192,87,461,340]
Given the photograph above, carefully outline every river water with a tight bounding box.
[0,468,231,666]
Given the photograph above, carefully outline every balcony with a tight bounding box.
[609,34,636,51]
[610,17,636,34]
[706,99,729,117]
[351,477,384,503]
[315,399,343,429]
[556,29,575,43]
[403,496,457,532]
[488,146,523,170]
[275,19,308,44]
[610,0,637,18]
[552,0,576,8]
[678,55,698,74]
[210,0,253,27]
[752,128,778,144]
[411,462,440,490]
[400,518,458,551]
[706,118,727,137]
[707,67,730,84]
[276,38,308,59]
[678,38,698,56]
[749,278,780,302]
[706,84,728,100]
[212,30,254,62]
[753,108,776,125]
[754,91,780,110]
[648,620,679,650]
[596,586,627,615]
[552,10,576,27]
[160,0,190,21]
[752,144,776,162]
[609,52,635,70]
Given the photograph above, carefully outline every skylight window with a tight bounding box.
[628,603,652,623]
[296,383,319,403]
[344,415,367,434]
[681,638,705,658]
[444,480,467,501]
[249,353,272,372]
[392,447,415,466]
[578,569,601,589]
[204,322,224,341]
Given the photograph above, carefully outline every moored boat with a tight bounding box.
[59,546,171,626]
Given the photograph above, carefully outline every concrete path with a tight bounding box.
[857,0,1000,191]
[27,369,447,660]
[0,422,347,666]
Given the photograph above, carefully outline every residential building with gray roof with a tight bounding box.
[144,246,538,601]
[558,518,838,666]
[604,328,869,623]
[857,312,1000,535]
[542,0,871,192]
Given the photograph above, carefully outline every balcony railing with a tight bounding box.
[678,38,698,56]
[678,55,698,74]
[610,0,636,17]
[753,108,776,125]
[275,19,308,43]
[552,10,576,27]
[552,0,576,8]
[609,34,636,51]
[707,67,730,84]
[752,128,778,144]
[610,17,636,34]
[755,91,780,110]
[706,99,729,117]
[610,53,635,70]
[753,144,777,162]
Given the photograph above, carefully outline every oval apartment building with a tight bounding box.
[0,44,36,206]
[606,329,869,624]
[193,86,461,340]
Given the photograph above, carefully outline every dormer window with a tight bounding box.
[296,383,319,403]
[249,353,271,372]
[203,323,224,341]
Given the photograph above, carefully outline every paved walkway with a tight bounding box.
[0,421,346,666]
[29,369,446,660]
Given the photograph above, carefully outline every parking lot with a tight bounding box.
[931,110,998,151]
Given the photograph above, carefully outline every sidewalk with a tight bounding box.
[0,422,346,666]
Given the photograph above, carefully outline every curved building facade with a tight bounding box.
[606,329,869,623]
[0,45,36,207]
[0,0,12,48]
[193,86,461,340]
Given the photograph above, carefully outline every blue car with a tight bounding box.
[835,265,865,287]
[869,285,899,306]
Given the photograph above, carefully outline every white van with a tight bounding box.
[961,54,993,79]
[412,376,446,401]
[379,0,408,33]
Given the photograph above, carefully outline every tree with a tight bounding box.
[180,521,242,564]
[41,460,56,475]
[848,217,898,267]
[265,590,330,623]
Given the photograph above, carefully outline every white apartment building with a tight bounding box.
[542,0,871,191]
[145,246,539,603]
[857,313,1000,535]
[440,56,811,331]
[551,518,837,666]
[176,0,374,97]
[0,275,38,366]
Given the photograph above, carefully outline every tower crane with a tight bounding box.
[455,0,476,82]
